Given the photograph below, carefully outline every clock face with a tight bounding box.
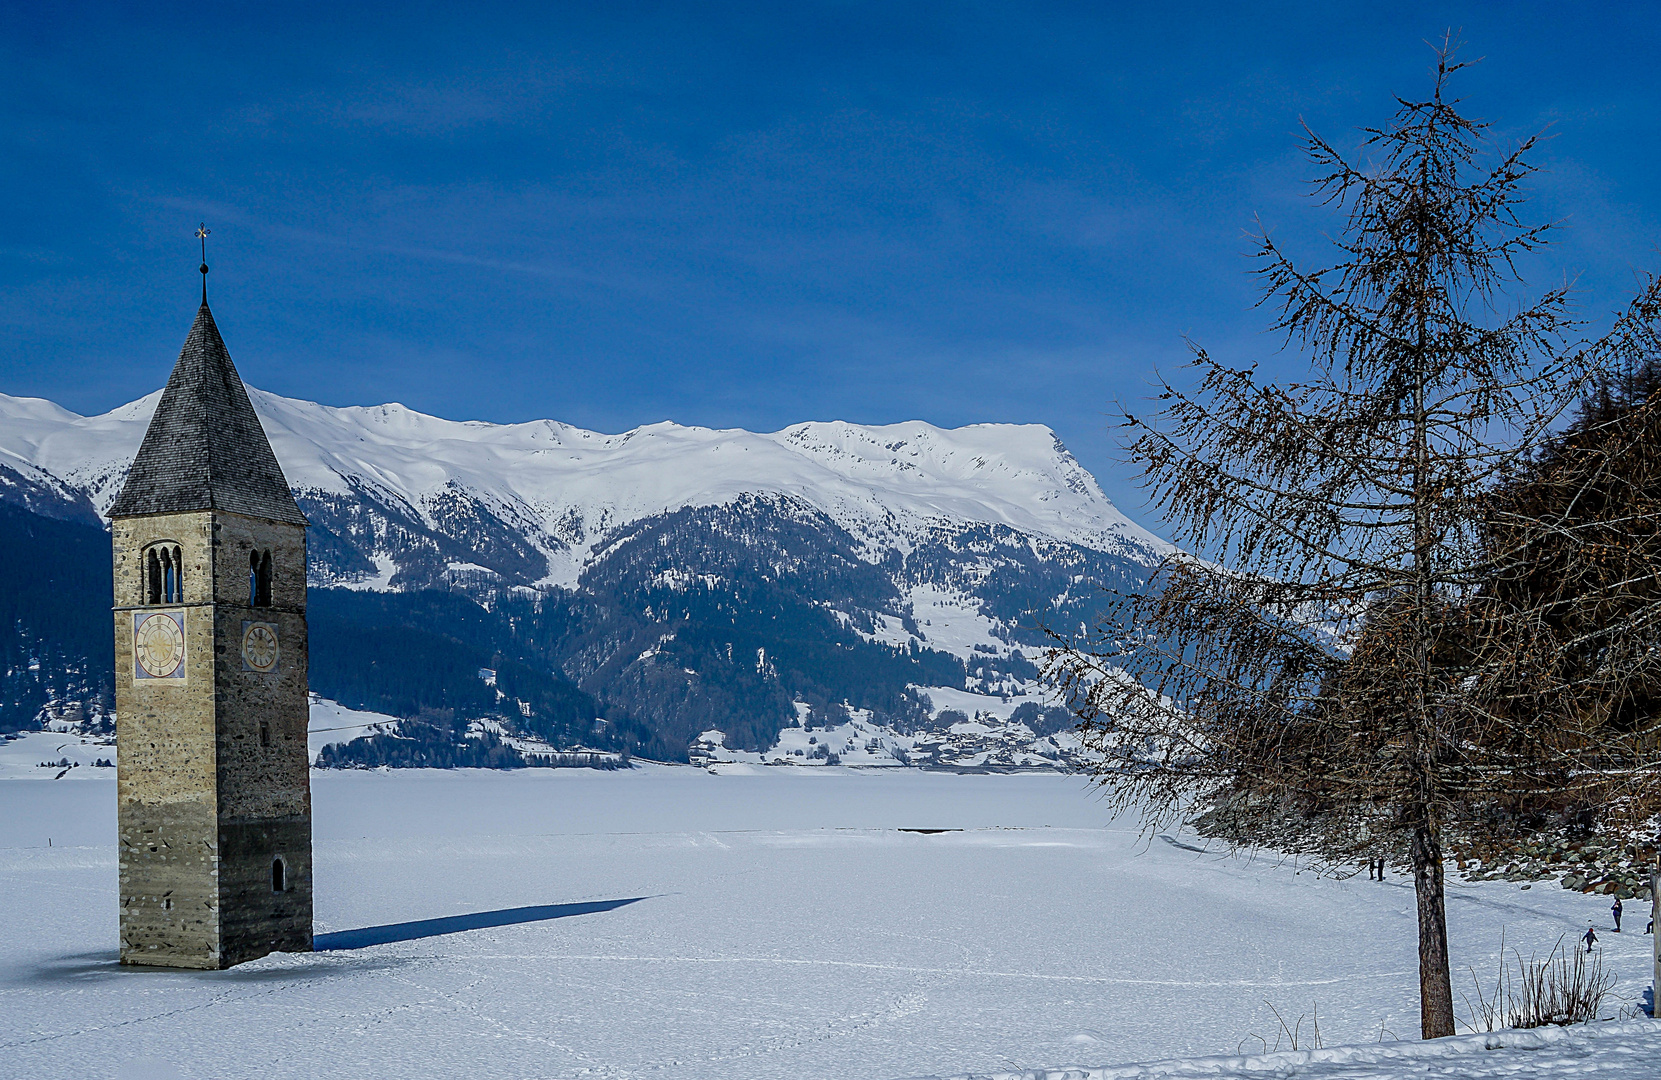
[242,622,280,673]
[134,611,185,679]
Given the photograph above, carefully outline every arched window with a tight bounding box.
[250,550,273,607]
[163,546,180,603]
[144,544,184,604]
[259,721,271,747]
[272,857,286,893]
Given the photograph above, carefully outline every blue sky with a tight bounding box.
[2,2,1658,532]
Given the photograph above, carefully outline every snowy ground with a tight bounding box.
[303,696,400,760]
[0,700,399,780]
[693,711,1091,770]
[692,684,1087,770]
[0,726,116,781]
[2,767,1658,1080]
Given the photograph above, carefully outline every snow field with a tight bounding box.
[0,698,404,781]
[694,700,1084,770]
[1,768,1656,1080]
[0,727,116,781]
[304,696,401,760]
[933,1020,1661,1080]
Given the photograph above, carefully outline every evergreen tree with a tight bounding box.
[1046,41,1661,1038]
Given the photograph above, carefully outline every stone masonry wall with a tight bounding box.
[113,512,222,967]
[114,510,314,968]
[211,511,313,961]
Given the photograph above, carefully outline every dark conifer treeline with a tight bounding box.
[314,712,526,769]
[0,506,112,731]
[527,497,974,757]
[308,571,971,762]
[305,588,637,762]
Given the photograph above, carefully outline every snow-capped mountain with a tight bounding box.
[1,388,1168,761]
[0,388,1167,589]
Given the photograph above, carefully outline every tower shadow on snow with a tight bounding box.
[313,896,651,951]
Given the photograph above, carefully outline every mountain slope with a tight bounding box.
[0,503,113,731]
[0,388,1169,760]
[0,389,1168,585]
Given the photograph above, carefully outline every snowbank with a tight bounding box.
[922,1020,1661,1079]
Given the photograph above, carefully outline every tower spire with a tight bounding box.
[196,223,211,304]
[107,296,306,526]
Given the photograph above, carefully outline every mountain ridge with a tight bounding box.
[0,388,1170,590]
[0,386,1165,762]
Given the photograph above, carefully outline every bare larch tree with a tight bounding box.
[1479,345,1661,834]
[1045,43,1661,1039]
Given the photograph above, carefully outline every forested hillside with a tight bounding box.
[0,504,112,731]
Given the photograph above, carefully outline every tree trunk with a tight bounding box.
[1411,823,1456,1038]
[1651,863,1659,1015]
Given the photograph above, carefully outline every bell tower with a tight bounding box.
[109,256,312,969]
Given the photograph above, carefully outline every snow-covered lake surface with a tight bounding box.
[1,767,1657,1079]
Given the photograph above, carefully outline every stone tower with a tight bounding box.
[109,291,312,969]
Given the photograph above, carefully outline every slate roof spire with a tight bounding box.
[108,296,307,526]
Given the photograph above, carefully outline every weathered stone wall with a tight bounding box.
[113,509,313,969]
[118,802,222,968]
[114,512,221,966]
[211,511,313,958]
[218,817,313,965]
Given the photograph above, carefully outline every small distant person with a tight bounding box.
[1584,925,1598,953]
[1612,896,1623,933]
[1373,857,1386,881]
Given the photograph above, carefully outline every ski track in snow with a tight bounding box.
[1,768,1655,1080]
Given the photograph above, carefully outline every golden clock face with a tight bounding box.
[242,622,279,673]
[134,612,185,679]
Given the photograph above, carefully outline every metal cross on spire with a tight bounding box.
[196,224,210,303]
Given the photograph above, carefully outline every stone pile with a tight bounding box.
[1455,838,1657,901]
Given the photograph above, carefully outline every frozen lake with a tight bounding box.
[1,765,1657,1079]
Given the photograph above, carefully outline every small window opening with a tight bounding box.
[272,857,286,893]
[163,546,182,603]
[251,550,273,607]
[145,545,184,604]
[259,721,271,747]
